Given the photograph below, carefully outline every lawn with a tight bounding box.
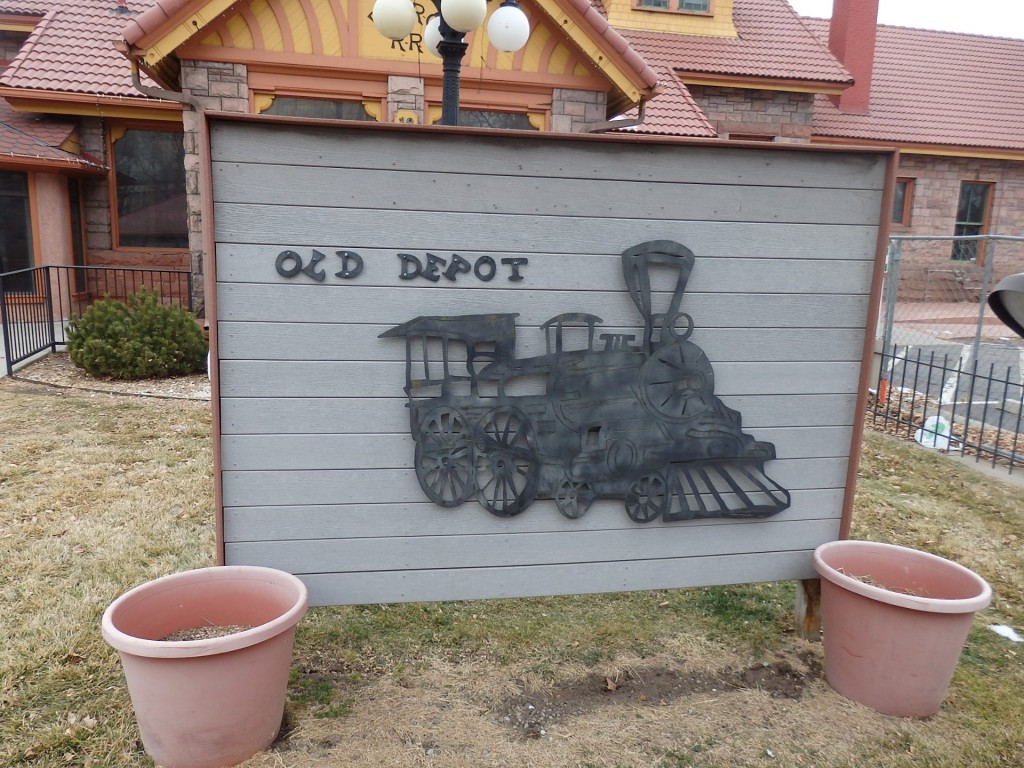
[1,378,1022,767]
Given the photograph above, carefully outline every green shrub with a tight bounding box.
[67,288,207,380]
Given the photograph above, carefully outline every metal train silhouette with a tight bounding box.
[381,240,790,522]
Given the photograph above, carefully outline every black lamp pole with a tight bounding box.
[433,4,467,126]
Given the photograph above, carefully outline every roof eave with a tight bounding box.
[0,12,43,32]
[122,0,237,72]
[810,134,1024,162]
[678,72,850,95]
[117,41,182,93]
[533,0,662,116]
[0,87,185,120]
[0,152,107,174]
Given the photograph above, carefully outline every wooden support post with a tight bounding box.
[796,578,822,641]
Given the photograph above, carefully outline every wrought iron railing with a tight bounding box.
[0,266,193,376]
[870,344,1024,474]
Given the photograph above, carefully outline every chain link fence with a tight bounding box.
[873,235,1024,473]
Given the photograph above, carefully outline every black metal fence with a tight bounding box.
[0,266,193,376]
[870,344,1024,474]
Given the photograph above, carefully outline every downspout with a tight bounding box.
[584,97,648,134]
[126,55,205,111]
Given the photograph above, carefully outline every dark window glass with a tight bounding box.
[679,0,710,11]
[263,97,375,121]
[637,0,670,8]
[0,170,33,292]
[456,110,537,130]
[951,182,992,262]
[114,128,188,248]
[892,178,914,226]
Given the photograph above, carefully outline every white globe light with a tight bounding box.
[372,0,416,40]
[424,15,442,57]
[487,3,530,52]
[440,0,487,33]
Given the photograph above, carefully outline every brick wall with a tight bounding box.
[688,85,814,142]
[893,154,1024,300]
[551,88,607,133]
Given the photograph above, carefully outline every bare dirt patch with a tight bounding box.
[491,651,821,740]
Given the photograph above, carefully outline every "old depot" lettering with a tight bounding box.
[274,249,529,284]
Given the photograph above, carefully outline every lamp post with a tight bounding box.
[372,0,530,126]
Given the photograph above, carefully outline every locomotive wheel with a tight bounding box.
[638,341,714,422]
[414,407,474,507]
[555,479,594,520]
[474,406,539,517]
[624,472,668,523]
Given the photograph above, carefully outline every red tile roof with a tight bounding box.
[0,1,48,14]
[804,19,1024,152]
[0,96,105,169]
[621,0,851,86]
[0,0,159,96]
[619,66,715,137]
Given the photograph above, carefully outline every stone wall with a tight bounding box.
[179,61,251,317]
[79,119,112,252]
[550,88,607,133]
[387,76,424,123]
[688,85,814,142]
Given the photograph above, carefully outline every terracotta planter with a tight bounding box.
[813,540,991,718]
[102,566,309,768]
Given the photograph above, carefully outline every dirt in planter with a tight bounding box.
[161,625,254,641]
[836,568,924,597]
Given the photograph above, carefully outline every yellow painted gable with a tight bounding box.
[186,0,604,83]
[603,0,737,36]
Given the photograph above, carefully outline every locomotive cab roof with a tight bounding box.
[380,314,519,346]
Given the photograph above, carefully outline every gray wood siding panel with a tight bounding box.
[215,206,879,257]
[222,488,845,542]
[218,360,862,398]
[218,322,867,363]
[224,518,839,574]
[209,119,887,603]
[216,247,875,293]
[216,284,871,328]
[220,427,854,470]
[210,122,887,190]
[220,458,849,507]
[290,552,819,606]
[213,162,882,224]
[219,394,860,435]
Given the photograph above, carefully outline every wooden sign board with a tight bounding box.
[205,115,893,607]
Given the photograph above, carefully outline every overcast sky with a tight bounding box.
[786,0,1024,39]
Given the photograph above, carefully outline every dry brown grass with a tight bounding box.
[0,378,214,766]
[2,374,1022,768]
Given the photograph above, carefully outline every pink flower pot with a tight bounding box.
[813,540,991,718]
[102,566,309,768]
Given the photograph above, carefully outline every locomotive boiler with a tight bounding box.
[381,240,790,522]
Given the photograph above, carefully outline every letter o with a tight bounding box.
[275,250,303,278]
[474,255,496,281]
